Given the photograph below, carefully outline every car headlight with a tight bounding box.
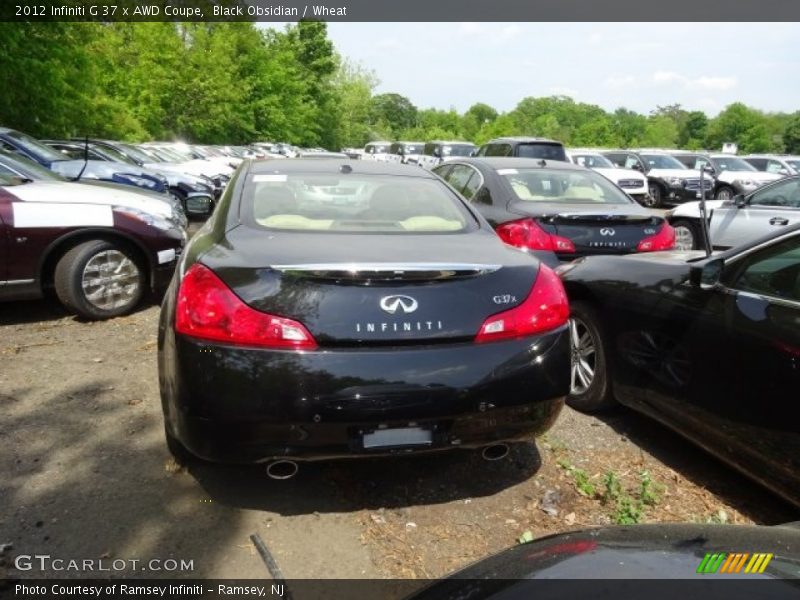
[667,177,684,186]
[114,207,177,231]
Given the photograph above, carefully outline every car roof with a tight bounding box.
[428,140,475,145]
[449,157,588,172]
[248,158,440,178]
[485,137,562,144]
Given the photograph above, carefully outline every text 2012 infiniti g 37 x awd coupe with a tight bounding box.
[158,160,571,470]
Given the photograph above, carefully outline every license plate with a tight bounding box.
[363,427,432,449]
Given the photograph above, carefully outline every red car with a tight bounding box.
[0,173,186,319]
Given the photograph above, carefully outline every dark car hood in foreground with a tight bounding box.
[193,226,543,345]
[408,523,800,599]
[508,201,665,255]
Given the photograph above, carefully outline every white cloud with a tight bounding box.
[604,75,637,90]
[499,24,522,40]
[547,86,578,97]
[457,22,483,36]
[652,71,737,91]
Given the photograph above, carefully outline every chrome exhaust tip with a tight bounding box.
[482,443,510,461]
[266,460,299,480]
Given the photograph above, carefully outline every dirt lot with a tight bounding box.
[1,296,797,582]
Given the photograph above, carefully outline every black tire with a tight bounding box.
[715,185,735,200]
[647,183,663,208]
[54,240,144,320]
[566,301,615,413]
[164,424,193,465]
[670,218,701,251]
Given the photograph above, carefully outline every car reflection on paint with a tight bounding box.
[558,224,800,507]
[158,159,571,471]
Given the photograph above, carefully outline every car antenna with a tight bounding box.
[71,135,90,182]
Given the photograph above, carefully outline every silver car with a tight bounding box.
[667,175,800,250]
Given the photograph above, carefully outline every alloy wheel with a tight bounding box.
[570,318,596,395]
[81,250,142,311]
[673,225,696,251]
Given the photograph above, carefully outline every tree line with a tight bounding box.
[1,21,799,154]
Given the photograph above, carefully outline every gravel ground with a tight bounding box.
[1,296,797,581]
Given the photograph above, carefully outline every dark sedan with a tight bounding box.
[558,224,800,507]
[433,158,675,267]
[158,160,570,473]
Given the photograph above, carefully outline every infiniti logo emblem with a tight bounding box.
[600,228,616,236]
[379,295,418,314]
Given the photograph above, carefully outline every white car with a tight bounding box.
[385,141,425,165]
[359,141,392,162]
[667,175,800,250]
[670,152,782,200]
[567,150,651,206]
[743,154,800,177]
[415,141,477,169]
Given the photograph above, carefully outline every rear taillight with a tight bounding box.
[637,223,676,252]
[496,218,575,253]
[175,263,317,350]
[475,264,570,343]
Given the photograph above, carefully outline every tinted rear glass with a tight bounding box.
[499,168,633,204]
[243,173,474,233]
[516,143,567,161]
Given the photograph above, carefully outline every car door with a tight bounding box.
[715,232,800,494]
[709,178,800,248]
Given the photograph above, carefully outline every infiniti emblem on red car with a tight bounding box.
[379,295,419,314]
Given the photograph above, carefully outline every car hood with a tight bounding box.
[718,170,782,183]
[593,167,647,182]
[2,180,173,217]
[649,168,701,179]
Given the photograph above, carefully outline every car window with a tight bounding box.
[500,168,632,204]
[516,144,567,161]
[486,144,512,157]
[461,168,482,200]
[729,235,800,302]
[767,160,786,174]
[744,158,766,171]
[444,165,474,195]
[623,155,642,170]
[244,173,473,233]
[750,178,800,208]
[641,154,687,170]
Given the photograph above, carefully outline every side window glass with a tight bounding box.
[433,165,453,181]
[473,186,493,205]
[729,236,800,302]
[445,165,473,194]
[766,161,783,174]
[461,169,482,199]
[750,179,800,208]
[623,156,639,170]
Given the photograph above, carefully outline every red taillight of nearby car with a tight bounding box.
[476,264,570,343]
[495,218,576,253]
[637,223,676,252]
[175,263,318,350]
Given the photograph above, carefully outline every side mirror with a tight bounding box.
[702,165,716,175]
[733,194,747,208]
[689,257,724,288]
[630,163,642,171]
[779,168,789,176]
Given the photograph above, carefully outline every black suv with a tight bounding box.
[475,137,568,162]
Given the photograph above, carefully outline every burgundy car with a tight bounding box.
[0,173,186,319]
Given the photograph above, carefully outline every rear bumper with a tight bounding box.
[159,326,569,463]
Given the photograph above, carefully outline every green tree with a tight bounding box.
[678,111,708,148]
[369,93,418,135]
[641,116,678,147]
[783,113,800,154]
[331,59,379,148]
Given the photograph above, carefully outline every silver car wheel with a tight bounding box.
[673,225,696,251]
[81,250,142,311]
[570,318,596,395]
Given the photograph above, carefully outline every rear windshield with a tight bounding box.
[244,173,474,233]
[499,168,633,205]
[516,143,567,161]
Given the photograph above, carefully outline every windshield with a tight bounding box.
[442,144,475,157]
[115,143,155,164]
[368,145,390,154]
[245,174,472,233]
[0,151,66,180]
[786,159,800,170]
[641,154,687,170]
[499,167,633,204]
[95,144,136,164]
[4,130,69,163]
[711,156,756,172]
[401,144,424,154]
[571,154,615,169]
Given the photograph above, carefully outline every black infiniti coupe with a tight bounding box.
[558,224,800,507]
[433,158,675,267]
[158,160,571,472]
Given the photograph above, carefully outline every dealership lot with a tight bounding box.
[2,296,796,580]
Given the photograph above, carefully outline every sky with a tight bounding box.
[263,22,799,116]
